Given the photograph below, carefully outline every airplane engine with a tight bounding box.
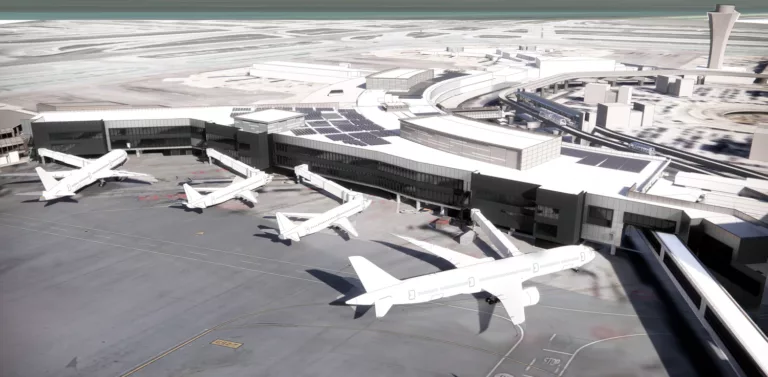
[521,287,540,307]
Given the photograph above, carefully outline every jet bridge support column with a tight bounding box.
[470,209,522,257]
[396,194,400,213]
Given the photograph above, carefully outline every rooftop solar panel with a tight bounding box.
[576,154,608,166]
[290,128,317,136]
[618,159,650,173]
[335,124,361,132]
[364,138,391,146]
[343,139,367,146]
[598,157,626,170]
[326,134,354,142]
[314,127,341,135]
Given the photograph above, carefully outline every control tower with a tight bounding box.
[707,4,740,69]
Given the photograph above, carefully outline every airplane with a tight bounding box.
[275,193,372,242]
[344,234,597,325]
[181,173,273,209]
[35,148,157,201]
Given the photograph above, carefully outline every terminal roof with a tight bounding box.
[369,68,429,79]
[33,106,237,126]
[404,115,555,150]
[235,109,304,123]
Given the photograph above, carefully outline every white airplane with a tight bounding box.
[345,235,597,325]
[35,148,156,201]
[182,173,273,209]
[275,193,372,242]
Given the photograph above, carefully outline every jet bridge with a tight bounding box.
[206,148,261,178]
[470,209,523,257]
[294,164,357,203]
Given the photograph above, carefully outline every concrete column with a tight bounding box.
[208,156,212,165]
[396,194,400,213]
[707,5,740,69]
[607,79,616,87]
[440,206,445,216]
[136,150,141,157]
[610,244,616,255]
[563,80,569,89]
[416,200,421,211]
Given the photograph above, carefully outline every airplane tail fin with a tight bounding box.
[275,212,300,241]
[182,184,203,205]
[348,256,400,293]
[35,167,58,191]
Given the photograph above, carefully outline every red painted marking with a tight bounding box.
[591,326,622,339]
[190,171,207,175]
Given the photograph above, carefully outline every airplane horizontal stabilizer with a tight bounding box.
[333,217,358,237]
[348,256,400,293]
[35,167,59,191]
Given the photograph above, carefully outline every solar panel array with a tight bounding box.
[561,148,651,173]
[291,127,318,136]
[239,107,393,147]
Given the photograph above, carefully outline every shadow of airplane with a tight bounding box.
[22,196,79,206]
[255,225,292,246]
[305,269,371,319]
[374,238,497,333]
[167,203,203,214]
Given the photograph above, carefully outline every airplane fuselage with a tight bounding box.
[185,175,270,208]
[279,195,370,240]
[350,245,595,306]
[41,150,127,200]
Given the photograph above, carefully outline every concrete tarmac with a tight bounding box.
[0,155,712,377]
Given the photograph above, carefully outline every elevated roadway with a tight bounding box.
[500,98,729,177]
[499,68,768,96]
[592,127,768,180]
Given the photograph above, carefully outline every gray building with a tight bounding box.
[707,4,740,70]
[366,68,435,92]
[400,114,561,170]
[233,109,305,134]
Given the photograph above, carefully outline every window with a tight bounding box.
[536,205,559,219]
[623,212,676,233]
[586,205,613,228]
[535,223,558,238]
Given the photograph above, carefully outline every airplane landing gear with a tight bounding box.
[98,179,106,187]
[572,268,580,272]
[485,296,500,305]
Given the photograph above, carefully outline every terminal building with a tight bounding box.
[25,101,768,313]
[366,68,435,92]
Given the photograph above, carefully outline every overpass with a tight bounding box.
[499,68,768,97]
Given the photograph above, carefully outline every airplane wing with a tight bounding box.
[332,217,358,237]
[279,213,321,219]
[236,190,258,203]
[482,281,526,325]
[94,170,158,182]
[38,148,91,168]
[186,187,223,193]
[47,170,76,179]
[394,234,494,268]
